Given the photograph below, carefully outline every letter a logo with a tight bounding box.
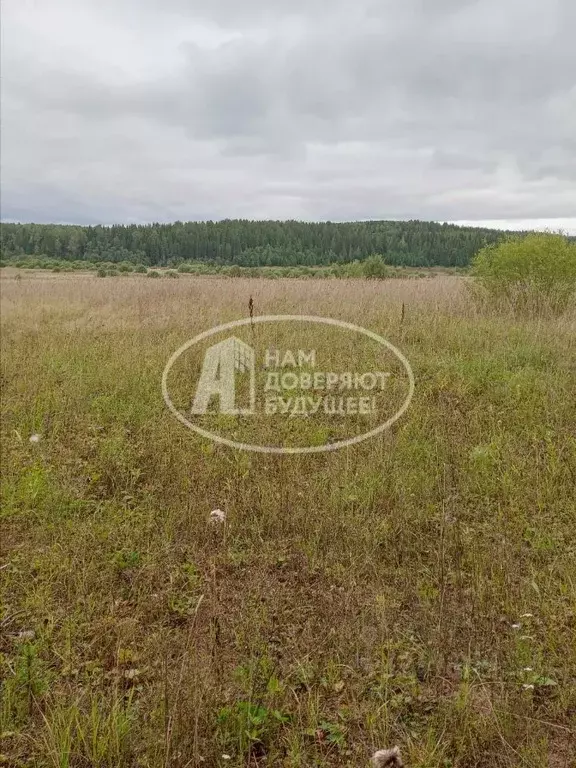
[191,336,255,415]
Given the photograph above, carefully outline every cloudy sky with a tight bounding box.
[2,0,575,231]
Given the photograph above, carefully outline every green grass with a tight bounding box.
[0,273,574,767]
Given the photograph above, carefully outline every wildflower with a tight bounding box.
[17,630,35,642]
[123,668,141,680]
[221,756,232,761]
[371,746,403,767]
[209,509,226,523]
[523,667,533,672]
[520,613,533,618]
[511,623,521,630]
[29,434,41,443]
[523,684,535,690]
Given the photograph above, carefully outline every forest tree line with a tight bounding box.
[0,219,530,268]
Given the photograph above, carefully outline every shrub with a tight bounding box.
[178,263,193,273]
[134,264,147,273]
[107,268,120,276]
[224,265,242,277]
[471,233,576,315]
[338,261,364,278]
[147,270,160,278]
[96,268,108,278]
[362,254,388,279]
[165,270,179,279]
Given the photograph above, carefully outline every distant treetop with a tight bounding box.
[0,219,546,269]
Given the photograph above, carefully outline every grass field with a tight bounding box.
[1,270,575,767]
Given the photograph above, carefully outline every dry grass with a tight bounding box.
[1,271,575,767]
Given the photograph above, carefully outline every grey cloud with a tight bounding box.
[1,0,575,225]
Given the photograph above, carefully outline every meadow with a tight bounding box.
[1,269,575,767]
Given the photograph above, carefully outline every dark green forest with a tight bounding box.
[1,219,520,268]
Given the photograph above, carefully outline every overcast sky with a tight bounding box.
[2,0,575,232]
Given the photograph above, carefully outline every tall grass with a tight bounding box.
[1,271,575,766]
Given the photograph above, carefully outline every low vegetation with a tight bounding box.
[1,269,574,766]
[0,255,450,281]
[471,233,576,315]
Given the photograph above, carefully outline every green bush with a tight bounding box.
[177,263,193,273]
[134,264,147,273]
[165,270,179,279]
[362,254,388,279]
[221,265,242,277]
[338,261,364,278]
[107,268,120,276]
[147,270,160,279]
[471,233,576,315]
[96,268,108,278]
